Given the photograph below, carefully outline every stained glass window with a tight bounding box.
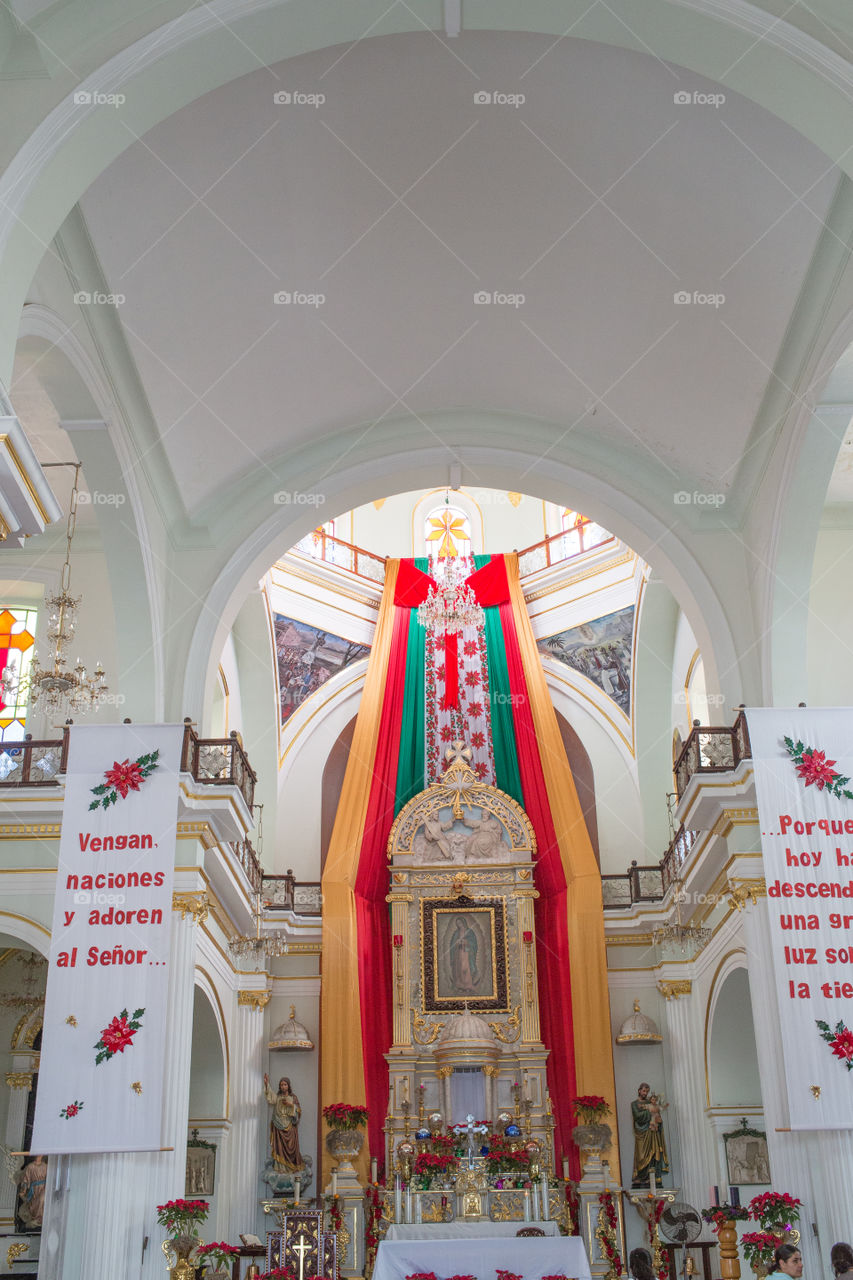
[425,506,471,559]
[0,608,37,743]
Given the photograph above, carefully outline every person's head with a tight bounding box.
[831,1244,853,1276]
[638,1082,650,1099]
[629,1248,654,1280]
[278,1078,291,1094]
[770,1245,802,1277]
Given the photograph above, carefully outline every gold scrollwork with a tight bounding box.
[413,1010,445,1045]
[172,892,210,923]
[237,990,271,1010]
[656,980,692,1001]
[436,1065,453,1079]
[7,1243,28,1268]
[482,1064,499,1077]
[727,879,766,911]
[490,1191,524,1221]
[487,1005,522,1044]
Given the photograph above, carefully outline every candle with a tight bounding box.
[523,1070,530,1101]
[403,1078,409,1103]
[294,1175,301,1206]
[524,1188,531,1222]
[371,1158,378,1183]
[531,1183,540,1221]
[405,1183,412,1224]
[414,1192,422,1224]
[562,1158,570,1181]
[394,1175,402,1223]
[331,1170,338,1198]
[713,1185,720,1207]
[649,1171,656,1194]
[541,1172,550,1220]
[730,1187,740,1208]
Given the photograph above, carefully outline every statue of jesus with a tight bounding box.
[263,1074,305,1173]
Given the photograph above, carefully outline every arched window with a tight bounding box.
[0,608,37,743]
[560,509,608,559]
[424,506,471,559]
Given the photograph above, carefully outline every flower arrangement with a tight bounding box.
[596,1191,624,1279]
[326,1193,343,1234]
[702,1206,749,1233]
[741,1232,783,1270]
[748,1192,801,1232]
[486,1134,531,1175]
[496,1270,523,1280]
[566,1182,581,1236]
[405,1273,439,1280]
[364,1183,384,1274]
[447,1275,476,1279]
[571,1095,611,1125]
[413,1151,458,1183]
[155,1199,210,1237]
[323,1103,369,1130]
[196,1242,240,1272]
[647,1200,669,1280]
[259,1269,298,1280]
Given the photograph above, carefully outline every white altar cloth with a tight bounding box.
[386,1222,560,1240]
[374,1233,591,1280]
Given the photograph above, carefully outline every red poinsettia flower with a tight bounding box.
[830,1028,853,1060]
[463,640,478,657]
[100,1014,137,1054]
[468,700,484,718]
[464,670,481,688]
[104,758,144,798]
[440,725,453,742]
[474,762,488,779]
[470,730,486,749]
[796,749,839,790]
[65,1103,79,1116]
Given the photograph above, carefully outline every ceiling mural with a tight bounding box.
[538,605,634,716]
[274,615,370,725]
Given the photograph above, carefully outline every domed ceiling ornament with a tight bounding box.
[615,999,662,1045]
[268,1004,314,1051]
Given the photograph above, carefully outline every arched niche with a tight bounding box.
[707,967,762,1108]
[189,978,228,1121]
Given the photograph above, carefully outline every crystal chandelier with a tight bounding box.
[653,879,713,950]
[0,950,47,1010]
[417,557,483,633]
[2,465,108,715]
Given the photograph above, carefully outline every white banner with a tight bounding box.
[746,707,853,1129]
[32,724,182,1153]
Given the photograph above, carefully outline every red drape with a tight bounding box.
[442,630,459,709]
[354,602,410,1161]
[496,570,581,1179]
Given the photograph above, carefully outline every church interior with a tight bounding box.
[0,3,852,1278]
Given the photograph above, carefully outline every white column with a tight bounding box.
[660,983,717,1211]
[225,990,268,1240]
[1,1070,33,1222]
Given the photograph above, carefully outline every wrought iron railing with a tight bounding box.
[0,732,68,785]
[181,722,257,812]
[230,836,263,895]
[673,708,751,800]
[291,529,387,584]
[602,824,699,910]
[263,871,322,915]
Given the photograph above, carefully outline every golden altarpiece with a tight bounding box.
[381,745,568,1225]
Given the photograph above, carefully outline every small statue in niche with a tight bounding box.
[263,1074,305,1173]
[630,1082,669,1188]
[462,807,504,861]
[15,1154,47,1230]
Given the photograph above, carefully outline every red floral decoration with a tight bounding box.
[89,749,160,810]
[405,1273,439,1280]
[742,1232,785,1270]
[156,1199,210,1237]
[817,1019,853,1070]
[747,1192,801,1232]
[197,1242,240,1269]
[571,1095,611,1125]
[393,935,404,948]
[496,1270,523,1280]
[60,1099,83,1119]
[701,1206,749,1232]
[522,930,533,944]
[597,1191,624,1279]
[413,1152,458,1177]
[363,1182,385,1274]
[259,1269,299,1280]
[783,737,853,800]
[95,1007,144,1065]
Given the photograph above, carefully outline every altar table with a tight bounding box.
[373,1232,591,1280]
[386,1222,560,1240]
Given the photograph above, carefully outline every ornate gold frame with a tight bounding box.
[421,895,509,1013]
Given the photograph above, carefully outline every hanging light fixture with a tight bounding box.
[229,805,293,961]
[0,950,47,1011]
[2,464,108,715]
[417,557,483,634]
[653,878,712,951]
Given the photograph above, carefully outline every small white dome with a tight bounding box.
[268,1004,314,1051]
[438,1007,495,1044]
[615,1000,662,1045]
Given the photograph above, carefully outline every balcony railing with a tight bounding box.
[181,723,257,812]
[292,529,387,584]
[602,823,699,910]
[230,836,263,895]
[0,733,68,785]
[517,524,614,578]
[263,871,322,915]
[673,708,751,800]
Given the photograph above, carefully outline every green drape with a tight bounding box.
[474,553,524,805]
[394,556,429,810]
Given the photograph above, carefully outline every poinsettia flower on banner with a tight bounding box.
[89,749,160,810]
[95,1007,145,1065]
[784,737,853,800]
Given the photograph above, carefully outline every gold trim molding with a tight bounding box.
[237,990,271,1011]
[172,892,210,923]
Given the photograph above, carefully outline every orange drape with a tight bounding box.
[320,559,400,1185]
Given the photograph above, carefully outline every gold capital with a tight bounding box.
[727,879,766,911]
[5,1071,33,1089]
[238,989,271,1010]
[657,980,692,1001]
[172,892,210,923]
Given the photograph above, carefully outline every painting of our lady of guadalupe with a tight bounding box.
[422,899,508,1013]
